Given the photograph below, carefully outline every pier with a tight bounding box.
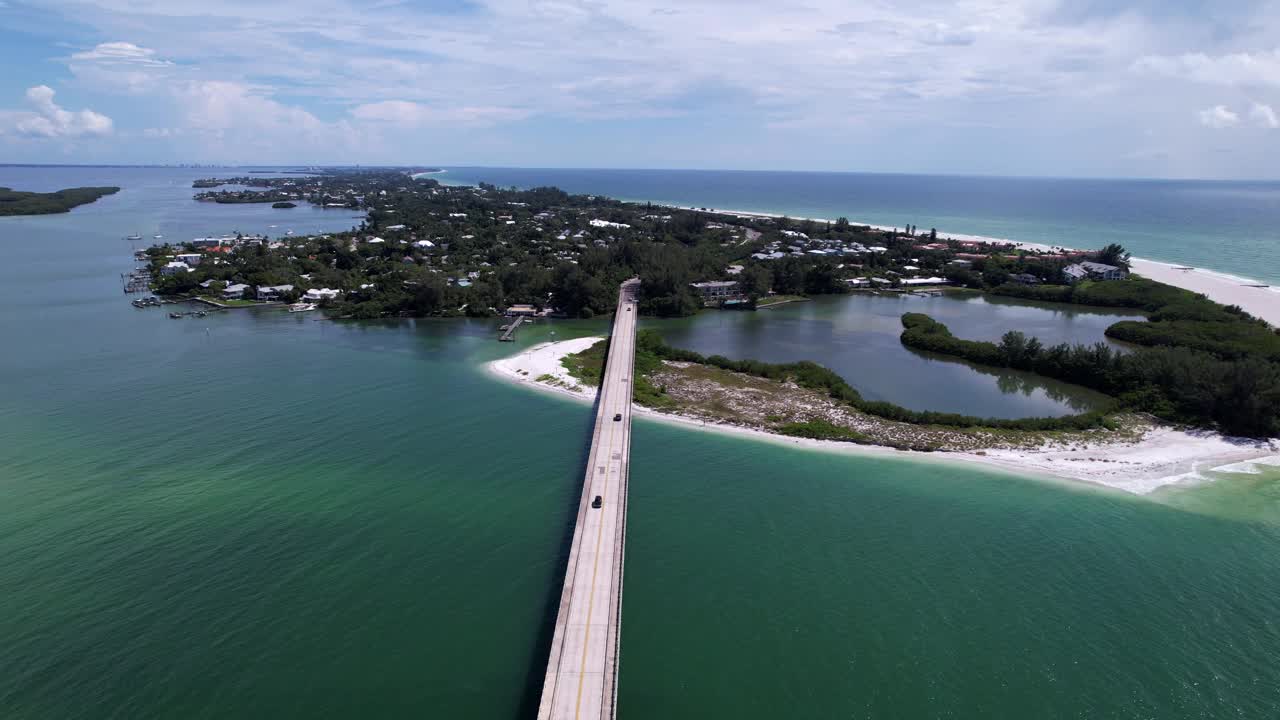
[500,315,527,342]
[538,279,639,720]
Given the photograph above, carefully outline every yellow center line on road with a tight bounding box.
[573,303,627,720]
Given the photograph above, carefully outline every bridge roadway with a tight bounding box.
[538,279,640,720]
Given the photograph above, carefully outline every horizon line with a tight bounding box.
[2,162,1278,184]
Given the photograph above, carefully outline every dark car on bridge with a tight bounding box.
[592,495,602,509]
[613,413,622,421]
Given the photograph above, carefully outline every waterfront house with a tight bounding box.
[161,261,191,276]
[1011,273,1041,285]
[505,304,538,317]
[690,280,744,305]
[256,284,294,301]
[222,283,250,300]
[1063,261,1127,283]
[302,288,341,302]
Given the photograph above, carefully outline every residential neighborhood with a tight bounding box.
[140,170,1138,319]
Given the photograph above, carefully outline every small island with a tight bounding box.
[0,186,120,216]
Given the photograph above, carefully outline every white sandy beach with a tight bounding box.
[670,204,1280,327]
[488,338,1280,495]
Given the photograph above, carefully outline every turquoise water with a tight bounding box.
[3,168,1280,718]
[438,167,1280,285]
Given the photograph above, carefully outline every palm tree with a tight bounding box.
[1097,243,1131,269]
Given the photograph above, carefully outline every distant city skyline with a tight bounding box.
[1,0,1278,179]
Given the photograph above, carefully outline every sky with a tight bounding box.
[0,0,1277,179]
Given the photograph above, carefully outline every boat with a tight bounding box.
[168,312,183,319]
[288,302,317,313]
[126,234,143,241]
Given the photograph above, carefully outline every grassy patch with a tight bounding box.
[776,420,870,442]
[757,294,809,307]
[197,295,260,307]
[560,339,607,386]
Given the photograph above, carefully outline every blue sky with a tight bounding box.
[0,0,1277,178]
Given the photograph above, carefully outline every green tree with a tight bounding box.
[1097,243,1131,269]
[738,265,772,300]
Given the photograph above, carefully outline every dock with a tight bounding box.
[538,279,639,720]
[499,315,527,341]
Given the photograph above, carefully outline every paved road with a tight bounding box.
[538,279,640,720]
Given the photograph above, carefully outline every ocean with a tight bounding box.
[435,167,1280,286]
[1,166,1279,719]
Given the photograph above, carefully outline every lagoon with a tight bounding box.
[645,293,1138,418]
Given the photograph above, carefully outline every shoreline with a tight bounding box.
[434,170,1278,324]
[486,337,1280,496]
[663,204,1280,327]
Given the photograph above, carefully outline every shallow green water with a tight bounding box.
[2,168,1280,719]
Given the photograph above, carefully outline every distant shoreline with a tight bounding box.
[430,173,1278,324]
[487,338,1280,496]
[660,202,1280,326]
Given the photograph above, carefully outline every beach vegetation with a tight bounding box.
[900,312,1280,437]
[635,330,1113,432]
[0,186,119,216]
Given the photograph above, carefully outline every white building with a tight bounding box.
[161,261,191,276]
[175,253,202,267]
[302,288,342,302]
[589,219,630,229]
[690,280,743,304]
[222,283,250,300]
[413,239,436,249]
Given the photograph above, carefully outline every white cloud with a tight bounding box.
[71,41,172,67]
[1250,102,1279,128]
[0,86,113,138]
[919,22,979,47]
[1198,104,1240,128]
[11,0,1280,175]
[349,100,528,127]
[1134,49,1280,88]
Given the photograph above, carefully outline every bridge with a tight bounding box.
[538,279,640,720]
